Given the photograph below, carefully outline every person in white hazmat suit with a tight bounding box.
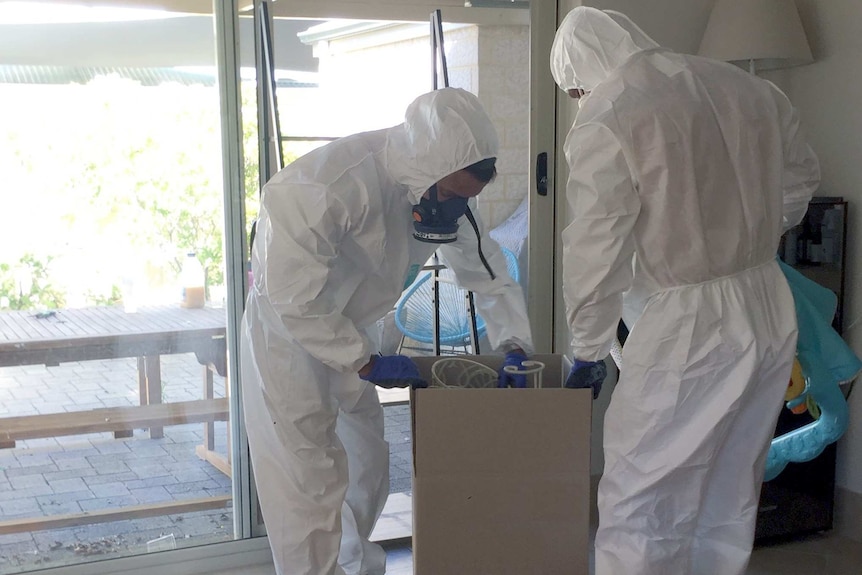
[240,87,533,575]
[551,8,820,575]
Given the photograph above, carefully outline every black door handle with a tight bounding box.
[536,152,548,196]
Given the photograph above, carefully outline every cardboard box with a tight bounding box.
[410,354,591,574]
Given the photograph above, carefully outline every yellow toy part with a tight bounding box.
[785,357,806,401]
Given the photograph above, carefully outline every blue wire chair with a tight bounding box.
[394,248,520,354]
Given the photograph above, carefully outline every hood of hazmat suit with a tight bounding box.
[551,7,819,575]
[550,6,659,94]
[388,87,500,204]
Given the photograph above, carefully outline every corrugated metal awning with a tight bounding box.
[0,65,216,86]
[0,65,317,88]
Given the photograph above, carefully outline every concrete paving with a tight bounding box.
[0,354,412,573]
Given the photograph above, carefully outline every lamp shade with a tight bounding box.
[698,0,813,71]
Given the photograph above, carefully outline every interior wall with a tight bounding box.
[583,0,713,53]
[768,0,862,496]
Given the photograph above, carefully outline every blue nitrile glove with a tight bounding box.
[498,350,529,388]
[565,359,607,399]
[359,355,428,389]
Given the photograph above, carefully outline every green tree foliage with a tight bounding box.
[0,254,66,310]
[0,77,288,310]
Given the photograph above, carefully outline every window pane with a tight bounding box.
[246,11,530,546]
[0,3,237,572]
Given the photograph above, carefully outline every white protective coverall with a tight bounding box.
[240,87,533,575]
[551,8,820,575]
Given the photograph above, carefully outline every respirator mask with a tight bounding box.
[411,184,497,280]
[412,184,469,244]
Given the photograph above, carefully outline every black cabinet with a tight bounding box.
[755,197,848,543]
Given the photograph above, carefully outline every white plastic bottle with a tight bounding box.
[180,252,206,309]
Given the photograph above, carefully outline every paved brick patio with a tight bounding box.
[0,354,412,573]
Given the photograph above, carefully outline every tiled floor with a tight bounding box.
[212,530,862,574]
[747,531,862,574]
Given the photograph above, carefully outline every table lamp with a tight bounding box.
[698,0,813,75]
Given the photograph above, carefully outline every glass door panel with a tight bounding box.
[0,2,235,572]
[0,0,557,572]
[245,0,544,543]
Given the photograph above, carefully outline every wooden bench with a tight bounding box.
[0,398,229,449]
[0,495,233,536]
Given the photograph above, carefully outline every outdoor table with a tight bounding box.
[0,305,229,470]
[0,305,234,535]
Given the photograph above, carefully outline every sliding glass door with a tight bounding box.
[0,0,558,573]
[0,2,238,572]
[245,0,558,541]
